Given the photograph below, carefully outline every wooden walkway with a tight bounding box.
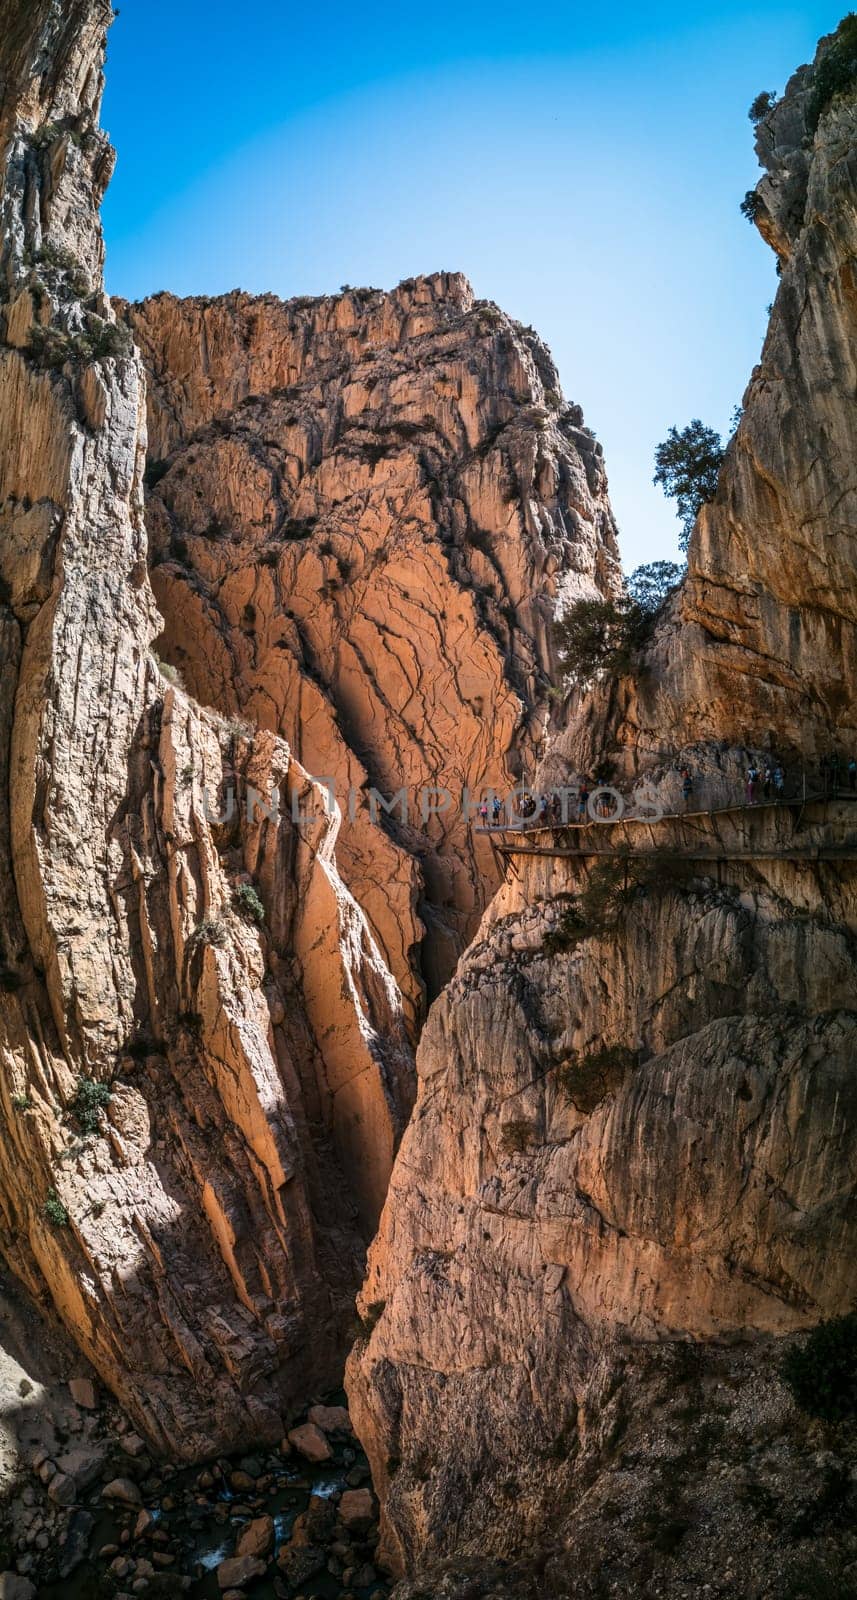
[475,790,857,862]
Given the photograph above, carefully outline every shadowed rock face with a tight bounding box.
[0,0,415,1457]
[121,280,622,1022]
[346,33,857,1581]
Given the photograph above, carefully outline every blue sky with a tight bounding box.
[102,1,842,568]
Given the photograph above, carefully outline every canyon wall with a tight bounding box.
[0,0,624,1467]
[347,30,857,1583]
[122,279,621,1018]
[0,0,417,1458]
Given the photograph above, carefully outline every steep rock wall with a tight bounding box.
[122,282,622,1019]
[0,0,412,1458]
[347,31,857,1580]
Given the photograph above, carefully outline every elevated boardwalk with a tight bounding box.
[475,791,857,863]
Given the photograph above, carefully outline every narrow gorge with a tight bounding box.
[0,4,855,1599]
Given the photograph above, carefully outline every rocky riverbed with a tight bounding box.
[1,1384,390,1600]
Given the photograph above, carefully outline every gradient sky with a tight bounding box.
[101,1,842,569]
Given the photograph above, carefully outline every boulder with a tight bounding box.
[102,1478,143,1507]
[236,1516,274,1560]
[307,1403,351,1435]
[0,1578,36,1600]
[47,1472,76,1506]
[216,1554,267,1589]
[56,1446,106,1492]
[286,1423,332,1464]
[337,1487,376,1534]
[68,1377,97,1409]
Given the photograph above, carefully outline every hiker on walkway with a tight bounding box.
[577,781,590,822]
[762,763,773,800]
[774,764,785,797]
[681,768,693,809]
[492,795,503,827]
[849,757,857,793]
[746,762,759,805]
[538,793,550,823]
[478,799,489,828]
[830,751,842,791]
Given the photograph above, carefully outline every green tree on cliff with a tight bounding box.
[653,420,725,550]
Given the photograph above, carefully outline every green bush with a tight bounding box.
[556,1046,638,1114]
[653,419,725,550]
[543,859,661,954]
[781,1312,857,1420]
[29,317,133,371]
[11,1092,32,1112]
[554,596,649,685]
[740,188,765,224]
[626,560,683,613]
[43,1189,69,1227]
[806,13,857,132]
[748,89,778,122]
[71,1077,112,1134]
[233,882,266,926]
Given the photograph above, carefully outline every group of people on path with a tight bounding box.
[744,760,786,806]
[474,748,857,832]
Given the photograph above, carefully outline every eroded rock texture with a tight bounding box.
[122,280,621,1018]
[0,0,413,1457]
[347,32,857,1584]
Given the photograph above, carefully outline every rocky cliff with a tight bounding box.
[0,0,417,1459]
[347,28,857,1593]
[0,0,623,1469]
[121,279,621,1020]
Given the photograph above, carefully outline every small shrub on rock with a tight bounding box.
[197,913,228,949]
[44,1189,69,1227]
[556,1046,638,1113]
[749,89,778,122]
[233,882,266,926]
[741,188,765,224]
[71,1076,112,1133]
[781,1311,857,1420]
[806,13,857,133]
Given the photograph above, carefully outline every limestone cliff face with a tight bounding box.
[121,282,621,1019]
[0,0,413,1457]
[347,33,857,1582]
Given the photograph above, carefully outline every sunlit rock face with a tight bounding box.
[346,33,857,1581]
[0,0,625,1462]
[121,279,622,1023]
[0,0,414,1457]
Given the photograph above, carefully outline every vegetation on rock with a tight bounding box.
[556,1046,638,1113]
[43,1190,69,1227]
[70,1076,112,1134]
[806,13,857,132]
[653,420,725,549]
[233,882,266,926]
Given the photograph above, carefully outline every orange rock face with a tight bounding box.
[0,0,413,1457]
[122,278,622,1021]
